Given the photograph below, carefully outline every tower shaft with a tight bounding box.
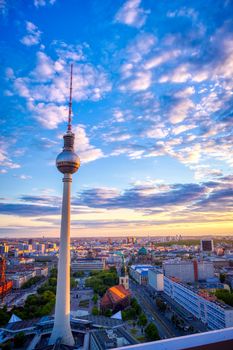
[49,173,74,346]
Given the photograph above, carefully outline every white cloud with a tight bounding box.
[127,34,156,64]
[107,134,131,142]
[5,67,15,79]
[174,144,201,165]
[20,21,41,46]
[115,0,149,28]
[143,126,168,139]
[192,166,223,181]
[12,44,111,129]
[33,51,54,80]
[13,174,32,180]
[73,125,104,163]
[28,102,67,129]
[0,0,7,16]
[121,70,151,91]
[169,98,194,124]
[0,146,20,171]
[170,64,191,83]
[144,50,180,70]
[174,86,195,98]
[172,124,196,135]
[34,0,56,7]
[113,110,125,123]
[167,7,198,21]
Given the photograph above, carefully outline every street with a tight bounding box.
[130,280,177,339]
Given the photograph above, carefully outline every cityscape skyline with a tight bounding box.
[1,0,233,238]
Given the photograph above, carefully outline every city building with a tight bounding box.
[100,285,131,314]
[201,239,214,252]
[0,257,12,297]
[90,327,137,350]
[10,271,36,289]
[129,265,154,285]
[71,258,106,272]
[163,260,214,283]
[164,276,233,330]
[148,269,164,291]
[0,244,9,256]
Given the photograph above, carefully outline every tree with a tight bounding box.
[130,298,142,315]
[21,276,43,289]
[0,306,11,326]
[138,313,148,328]
[92,294,98,304]
[103,309,112,317]
[73,271,84,278]
[85,270,118,296]
[70,277,76,289]
[145,323,160,341]
[122,307,137,321]
[215,289,233,306]
[220,273,226,283]
[92,306,99,316]
[156,298,166,312]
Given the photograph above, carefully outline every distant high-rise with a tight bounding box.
[49,64,80,346]
[201,239,214,252]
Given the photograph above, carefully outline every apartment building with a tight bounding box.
[164,276,233,330]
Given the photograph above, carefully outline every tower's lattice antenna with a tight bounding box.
[68,63,73,131]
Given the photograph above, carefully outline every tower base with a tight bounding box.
[49,321,75,346]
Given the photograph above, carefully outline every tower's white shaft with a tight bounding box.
[49,173,74,346]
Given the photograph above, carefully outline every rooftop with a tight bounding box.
[166,276,233,310]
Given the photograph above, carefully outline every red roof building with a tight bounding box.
[100,285,131,313]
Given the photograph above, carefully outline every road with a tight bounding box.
[130,280,176,339]
[1,278,48,310]
[130,279,209,338]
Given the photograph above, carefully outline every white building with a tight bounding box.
[164,276,233,330]
[71,258,105,272]
[10,271,37,289]
[35,266,48,277]
[148,269,164,291]
[163,260,214,283]
[129,265,154,285]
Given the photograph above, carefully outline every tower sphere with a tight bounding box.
[56,132,80,174]
[56,150,80,174]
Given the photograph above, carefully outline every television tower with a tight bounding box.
[49,64,80,346]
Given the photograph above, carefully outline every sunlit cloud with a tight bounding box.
[20,21,41,46]
[115,0,149,28]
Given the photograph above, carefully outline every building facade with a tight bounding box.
[164,276,233,330]
[71,258,105,272]
[163,260,214,283]
[129,265,154,285]
[201,239,214,252]
[148,269,164,291]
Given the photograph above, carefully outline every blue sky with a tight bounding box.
[0,0,233,237]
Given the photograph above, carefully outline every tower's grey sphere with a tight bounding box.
[56,150,80,174]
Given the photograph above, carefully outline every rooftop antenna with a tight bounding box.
[67,63,73,132]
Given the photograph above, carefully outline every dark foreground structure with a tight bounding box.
[117,326,233,350]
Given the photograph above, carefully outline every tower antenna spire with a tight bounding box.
[68,63,73,132]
